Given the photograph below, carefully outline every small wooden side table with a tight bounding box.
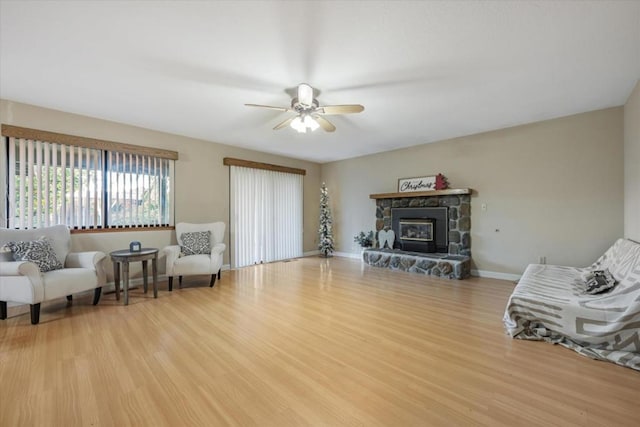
[110,248,159,305]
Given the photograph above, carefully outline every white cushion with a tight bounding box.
[42,268,100,300]
[171,254,214,276]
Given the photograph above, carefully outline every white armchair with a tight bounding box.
[163,222,226,291]
[0,225,106,324]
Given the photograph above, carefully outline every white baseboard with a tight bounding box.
[333,251,362,260]
[222,264,231,271]
[301,251,373,259]
[471,269,520,282]
[303,250,361,258]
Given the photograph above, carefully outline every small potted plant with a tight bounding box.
[354,231,376,250]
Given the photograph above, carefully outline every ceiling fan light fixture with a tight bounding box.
[304,115,320,131]
[290,116,306,133]
[291,114,320,133]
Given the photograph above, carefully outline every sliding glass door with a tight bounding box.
[230,166,303,268]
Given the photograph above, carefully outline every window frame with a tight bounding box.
[2,124,178,232]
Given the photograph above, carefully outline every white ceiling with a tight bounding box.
[1,1,639,163]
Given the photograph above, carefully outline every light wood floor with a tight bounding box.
[1,257,639,426]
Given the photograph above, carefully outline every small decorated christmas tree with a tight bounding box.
[318,183,334,257]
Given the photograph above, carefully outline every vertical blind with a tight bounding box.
[231,166,303,268]
[7,136,174,229]
[106,151,173,227]
[8,137,103,229]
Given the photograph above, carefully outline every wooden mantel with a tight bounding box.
[369,188,471,200]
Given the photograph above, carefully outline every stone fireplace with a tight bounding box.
[365,189,472,279]
[377,194,471,256]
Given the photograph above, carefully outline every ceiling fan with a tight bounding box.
[245,83,364,133]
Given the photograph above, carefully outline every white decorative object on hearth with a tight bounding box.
[378,229,395,249]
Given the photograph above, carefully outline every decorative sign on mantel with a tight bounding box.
[397,173,448,193]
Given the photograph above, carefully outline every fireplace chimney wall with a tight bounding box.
[375,194,471,256]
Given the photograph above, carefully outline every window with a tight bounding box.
[3,126,177,230]
[106,151,173,228]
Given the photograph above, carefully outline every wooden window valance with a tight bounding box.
[1,124,179,160]
[223,157,306,175]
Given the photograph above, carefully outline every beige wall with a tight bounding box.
[624,80,640,242]
[0,99,322,279]
[322,108,624,275]
[0,99,627,278]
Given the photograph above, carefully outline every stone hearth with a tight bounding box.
[363,249,471,279]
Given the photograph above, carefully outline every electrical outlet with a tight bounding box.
[481,203,487,211]
[538,256,546,264]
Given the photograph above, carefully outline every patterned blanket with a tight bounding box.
[503,238,640,370]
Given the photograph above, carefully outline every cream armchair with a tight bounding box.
[163,222,226,290]
[0,225,106,324]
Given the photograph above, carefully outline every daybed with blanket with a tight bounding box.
[504,238,640,370]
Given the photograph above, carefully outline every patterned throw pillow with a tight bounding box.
[583,269,617,295]
[7,238,64,272]
[180,231,212,256]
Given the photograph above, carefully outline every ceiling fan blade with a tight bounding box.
[273,116,295,130]
[314,116,336,132]
[317,104,364,115]
[245,103,292,112]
